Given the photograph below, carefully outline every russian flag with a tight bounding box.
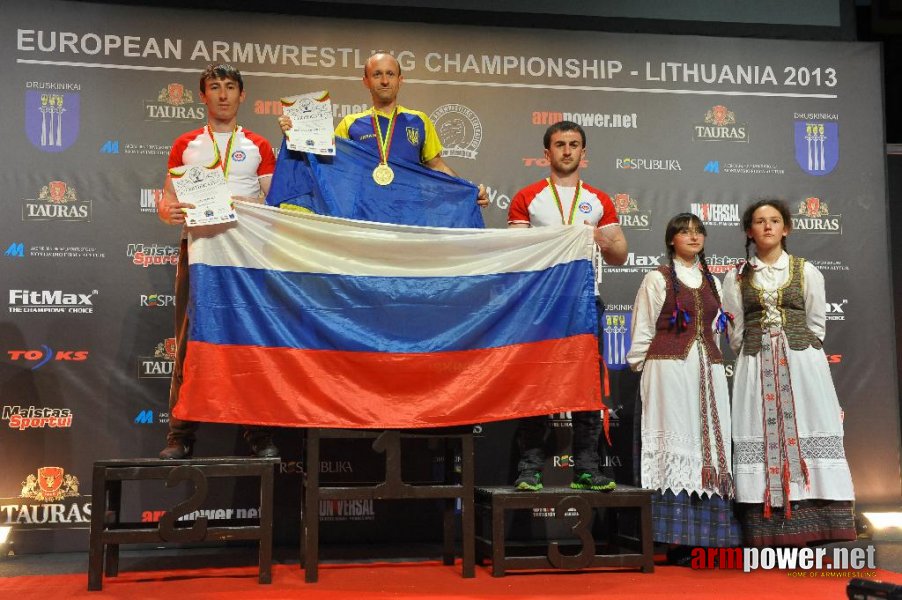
[174,202,602,428]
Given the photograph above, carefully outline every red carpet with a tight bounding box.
[3,561,901,599]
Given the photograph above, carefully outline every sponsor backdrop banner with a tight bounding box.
[0,1,897,550]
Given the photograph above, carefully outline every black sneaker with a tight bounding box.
[159,440,193,460]
[514,470,543,491]
[247,433,280,458]
[571,472,616,491]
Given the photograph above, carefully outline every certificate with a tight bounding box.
[282,90,335,155]
[169,165,237,227]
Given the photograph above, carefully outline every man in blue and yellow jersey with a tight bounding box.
[281,52,488,206]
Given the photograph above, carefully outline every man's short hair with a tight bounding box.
[199,63,243,93]
[543,120,586,149]
[364,52,402,77]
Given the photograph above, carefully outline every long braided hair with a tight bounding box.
[739,199,792,280]
[665,212,725,330]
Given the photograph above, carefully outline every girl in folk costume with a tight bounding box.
[722,199,855,546]
[627,213,741,564]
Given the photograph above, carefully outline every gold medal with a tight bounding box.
[372,163,394,186]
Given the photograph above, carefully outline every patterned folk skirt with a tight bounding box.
[651,489,743,547]
[737,500,856,547]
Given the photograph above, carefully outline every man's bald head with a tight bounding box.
[364,52,401,77]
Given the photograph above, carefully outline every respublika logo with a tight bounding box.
[24,82,81,152]
[7,289,97,314]
[5,242,24,258]
[22,181,92,222]
[3,406,73,430]
[139,293,176,307]
[138,338,176,378]
[693,105,748,142]
[430,104,482,160]
[602,312,632,371]
[690,202,740,226]
[144,83,205,121]
[794,120,838,176]
[791,197,842,234]
[127,243,179,267]
[612,193,651,230]
[531,110,638,129]
[7,346,89,369]
[615,157,681,171]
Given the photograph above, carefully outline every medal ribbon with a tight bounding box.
[371,107,398,166]
[207,125,237,181]
[547,178,582,225]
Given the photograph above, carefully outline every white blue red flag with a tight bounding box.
[174,202,602,428]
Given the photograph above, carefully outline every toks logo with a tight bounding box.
[3,406,73,430]
[7,346,88,369]
[22,180,92,222]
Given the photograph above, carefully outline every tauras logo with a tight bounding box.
[693,105,749,143]
[1,467,91,527]
[139,338,176,378]
[2,406,73,430]
[8,289,97,314]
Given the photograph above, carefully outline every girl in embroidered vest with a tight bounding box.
[722,199,855,547]
[627,213,741,565]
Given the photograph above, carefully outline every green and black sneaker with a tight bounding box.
[571,472,616,492]
[514,470,543,491]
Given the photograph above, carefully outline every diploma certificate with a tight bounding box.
[282,91,335,155]
[169,165,237,227]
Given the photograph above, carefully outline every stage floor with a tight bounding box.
[1,539,901,600]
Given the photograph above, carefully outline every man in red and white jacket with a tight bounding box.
[508,120,628,492]
[156,63,278,460]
